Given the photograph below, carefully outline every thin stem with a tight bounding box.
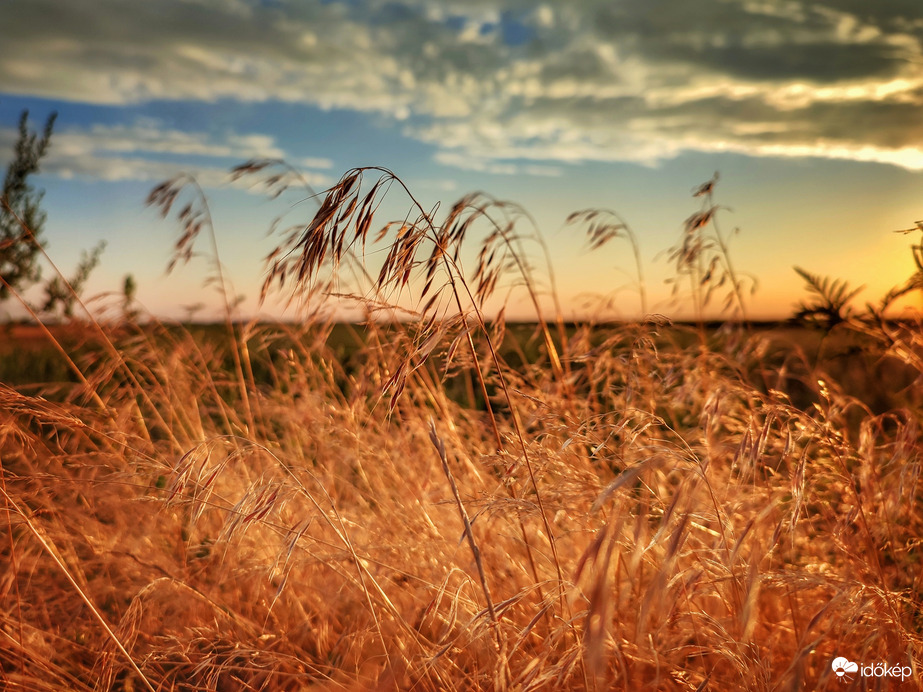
[1,198,182,451]
[0,485,158,692]
[182,176,257,436]
[377,170,569,613]
[0,274,109,412]
[705,191,748,322]
[428,421,503,647]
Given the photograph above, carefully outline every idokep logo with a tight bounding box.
[832,657,913,683]
[831,657,858,680]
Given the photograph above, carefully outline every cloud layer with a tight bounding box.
[0,120,332,190]
[3,0,923,171]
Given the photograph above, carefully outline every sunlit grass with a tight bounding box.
[1,170,922,690]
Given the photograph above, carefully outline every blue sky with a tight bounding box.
[2,0,923,320]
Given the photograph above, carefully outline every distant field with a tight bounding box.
[3,320,919,414]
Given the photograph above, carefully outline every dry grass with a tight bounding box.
[1,170,922,690]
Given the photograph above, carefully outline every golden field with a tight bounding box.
[2,168,922,690]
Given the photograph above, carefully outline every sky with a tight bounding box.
[2,0,923,321]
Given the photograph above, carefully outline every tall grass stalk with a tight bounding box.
[147,175,258,436]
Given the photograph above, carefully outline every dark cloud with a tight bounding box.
[813,0,923,32]
[800,99,923,148]
[594,0,913,82]
[655,40,903,82]
[538,48,615,84]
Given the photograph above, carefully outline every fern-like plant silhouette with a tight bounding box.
[792,266,864,328]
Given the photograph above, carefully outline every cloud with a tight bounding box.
[53,122,286,160]
[2,0,922,172]
[433,151,561,177]
[0,121,332,189]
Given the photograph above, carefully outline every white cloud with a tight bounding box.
[295,156,334,170]
[2,121,332,190]
[434,150,561,177]
[53,123,286,160]
[51,154,231,187]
